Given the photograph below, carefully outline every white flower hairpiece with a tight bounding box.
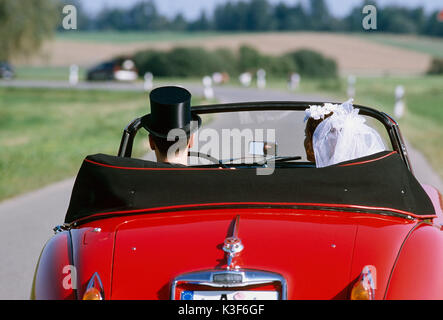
[304,99,354,122]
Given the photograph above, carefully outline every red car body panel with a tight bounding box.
[385,222,443,299]
[32,231,75,300]
[31,185,443,300]
[70,227,115,300]
[32,207,436,300]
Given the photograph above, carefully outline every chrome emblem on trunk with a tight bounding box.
[223,216,243,270]
[223,237,244,269]
[223,237,244,254]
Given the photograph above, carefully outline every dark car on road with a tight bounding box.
[86,58,138,81]
[0,62,15,79]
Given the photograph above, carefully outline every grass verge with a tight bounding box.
[352,75,443,181]
[0,87,203,201]
[358,33,443,58]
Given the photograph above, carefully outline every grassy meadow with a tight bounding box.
[359,33,443,58]
[55,31,227,43]
[0,88,154,201]
[353,76,443,180]
[14,66,87,81]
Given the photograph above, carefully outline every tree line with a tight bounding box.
[62,0,443,37]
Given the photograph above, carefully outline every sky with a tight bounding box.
[81,0,443,20]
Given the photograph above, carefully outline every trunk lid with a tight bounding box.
[110,210,413,299]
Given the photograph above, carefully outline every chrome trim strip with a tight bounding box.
[171,269,287,300]
[232,215,240,238]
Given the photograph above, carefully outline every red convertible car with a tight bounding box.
[31,100,443,300]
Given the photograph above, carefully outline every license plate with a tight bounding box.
[180,290,279,300]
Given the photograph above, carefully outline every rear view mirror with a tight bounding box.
[249,141,277,156]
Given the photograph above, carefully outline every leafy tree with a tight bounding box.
[0,0,57,61]
[188,10,212,31]
[378,6,422,34]
[95,0,168,31]
[273,3,308,31]
[214,1,249,31]
[170,13,187,31]
[423,10,443,37]
[245,0,276,31]
[308,0,332,30]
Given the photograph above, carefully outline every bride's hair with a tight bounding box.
[304,114,331,162]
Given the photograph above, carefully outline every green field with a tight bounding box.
[55,31,228,43]
[353,75,443,180]
[359,33,443,58]
[0,88,153,201]
[14,66,87,81]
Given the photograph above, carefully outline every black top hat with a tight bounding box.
[142,86,201,139]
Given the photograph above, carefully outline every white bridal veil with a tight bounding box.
[305,99,386,168]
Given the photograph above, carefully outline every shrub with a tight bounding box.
[237,45,297,77]
[134,47,230,77]
[427,58,443,75]
[264,55,297,77]
[237,45,265,72]
[133,50,174,77]
[132,46,337,79]
[285,49,338,78]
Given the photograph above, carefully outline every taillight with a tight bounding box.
[350,265,376,300]
[82,272,104,300]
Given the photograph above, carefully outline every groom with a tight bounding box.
[141,86,201,165]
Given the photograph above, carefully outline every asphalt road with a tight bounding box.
[0,80,442,300]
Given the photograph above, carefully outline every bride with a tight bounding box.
[304,99,386,168]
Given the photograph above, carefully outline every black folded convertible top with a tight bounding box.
[65,151,435,224]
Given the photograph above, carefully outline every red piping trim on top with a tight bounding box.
[84,159,231,170]
[338,151,397,167]
[70,201,436,225]
[86,152,398,171]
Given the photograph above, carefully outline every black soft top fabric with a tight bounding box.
[65,151,435,223]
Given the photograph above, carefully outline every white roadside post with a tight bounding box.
[212,72,223,85]
[347,75,356,99]
[69,64,79,86]
[144,72,153,91]
[257,69,266,89]
[203,76,214,100]
[239,72,252,87]
[288,73,300,91]
[394,85,405,119]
